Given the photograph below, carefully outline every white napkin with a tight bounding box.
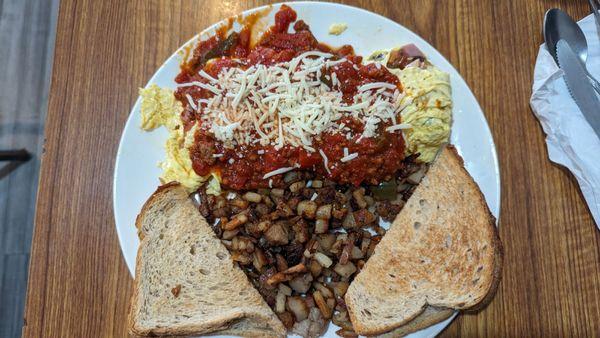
[530,14,600,228]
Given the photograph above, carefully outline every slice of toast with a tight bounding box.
[345,146,503,336]
[128,183,286,337]
[374,306,454,337]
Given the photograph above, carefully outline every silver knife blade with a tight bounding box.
[556,39,600,139]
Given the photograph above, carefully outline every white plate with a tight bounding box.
[113,2,500,337]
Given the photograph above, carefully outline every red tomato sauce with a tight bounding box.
[175,5,406,190]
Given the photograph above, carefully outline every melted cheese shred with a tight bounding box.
[180,51,408,152]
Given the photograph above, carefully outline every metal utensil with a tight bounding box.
[544,8,600,94]
[589,0,600,35]
[556,39,600,139]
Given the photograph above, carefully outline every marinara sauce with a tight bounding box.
[174,5,406,190]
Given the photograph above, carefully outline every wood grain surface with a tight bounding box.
[23,0,600,337]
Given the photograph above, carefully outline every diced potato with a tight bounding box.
[287,296,309,321]
[252,248,268,272]
[309,259,323,277]
[289,273,313,293]
[289,181,306,193]
[223,212,248,230]
[275,291,286,313]
[351,245,364,259]
[342,213,357,229]
[313,282,334,298]
[297,200,317,219]
[331,281,350,298]
[283,263,307,274]
[316,204,332,220]
[275,254,288,271]
[312,290,332,319]
[407,167,425,184]
[314,252,333,268]
[264,222,289,246]
[278,283,292,296]
[317,234,336,251]
[230,197,249,209]
[271,188,285,198]
[334,262,357,278]
[315,219,329,234]
[277,311,295,329]
[352,188,367,208]
[352,209,376,227]
[222,229,239,240]
[243,191,262,203]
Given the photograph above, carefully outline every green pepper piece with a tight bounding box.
[370,180,397,201]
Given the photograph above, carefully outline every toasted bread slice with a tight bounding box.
[345,146,503,336]
[375,307,454,337]
[128,183,286,337]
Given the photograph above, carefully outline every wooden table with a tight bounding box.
[23,0,600,337]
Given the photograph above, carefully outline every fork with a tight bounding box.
[590,0,600,34]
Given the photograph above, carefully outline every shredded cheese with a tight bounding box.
[185,94,197,111]
[263,167,296,179]
[183,52,407,151]
[318,149,331,175]
[340,152,358,162]
[386,123,412,132]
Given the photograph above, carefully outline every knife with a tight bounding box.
[556,39,600,139]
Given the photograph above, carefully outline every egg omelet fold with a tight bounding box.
[394,66,452,162]
[367,48,453,163]
[139,85,212,192]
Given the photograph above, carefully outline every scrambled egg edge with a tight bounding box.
[367,48,453,162]
[139,85,219,193]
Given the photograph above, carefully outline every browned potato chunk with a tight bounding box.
[289,273,313,293]
[263,222,289,246]
[352,209,376,227]
[277,311,295,329]
[287,296,309,321]
[297,200,317,219]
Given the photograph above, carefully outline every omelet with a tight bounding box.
[139,84,181,131]
[139,85,218,193]
[367,48,452,162]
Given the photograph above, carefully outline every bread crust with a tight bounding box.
[345,145,503,336]
[128,183,286,337]
[134,181,180,240]
[373,306,455,338]
[443,146,503,314]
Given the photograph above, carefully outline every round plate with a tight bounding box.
[113,2,500,337]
